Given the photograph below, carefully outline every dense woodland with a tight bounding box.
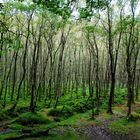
[0,0,140,140]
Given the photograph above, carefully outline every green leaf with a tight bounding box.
[79,8,92,19]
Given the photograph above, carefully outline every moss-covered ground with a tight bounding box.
[0,88,140,140]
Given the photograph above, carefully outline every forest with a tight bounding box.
[0,0,140,139]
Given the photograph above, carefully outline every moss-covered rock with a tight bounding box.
[14,112,50,125]
[48,106,64,117]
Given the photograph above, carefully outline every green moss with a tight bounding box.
[48,106,64,117]
[46,132,84,140]
[14,112,51,125]
[63,105,74,116]
[59,110,96,126]
[0,110,10,121]
[8,123,23,130]
[109,117,140,137]
[98,112,113,120]
[16,106,29,113]
[0,131,20,140]
[48,105,74,119]
[0,109,19,121]
[109,118,129,134]
[127,112,140,121]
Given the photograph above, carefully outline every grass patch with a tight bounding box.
[59,110,96,126]
[109,117,140,138]
[98,112,113,120]
[109,118,130,134]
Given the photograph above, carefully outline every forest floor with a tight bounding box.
[48,101,140,140]
[0,101,140,140]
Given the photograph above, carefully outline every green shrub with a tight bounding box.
[94,108,99,115]
[68,98,93,113]
[127,113,140,122]
[73,101,85,113]
[48,105,74,119]
[0,110,18,121]
[16,106,29,113]
[114,88,127,104]
[8,123,23,130]
[136,109,140,114]
[14,112,50,125]
[48,106,64,117]
[100,99,108,110]
[63,105,74,116]
[66,101,75,106]
[0,110,9,121]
